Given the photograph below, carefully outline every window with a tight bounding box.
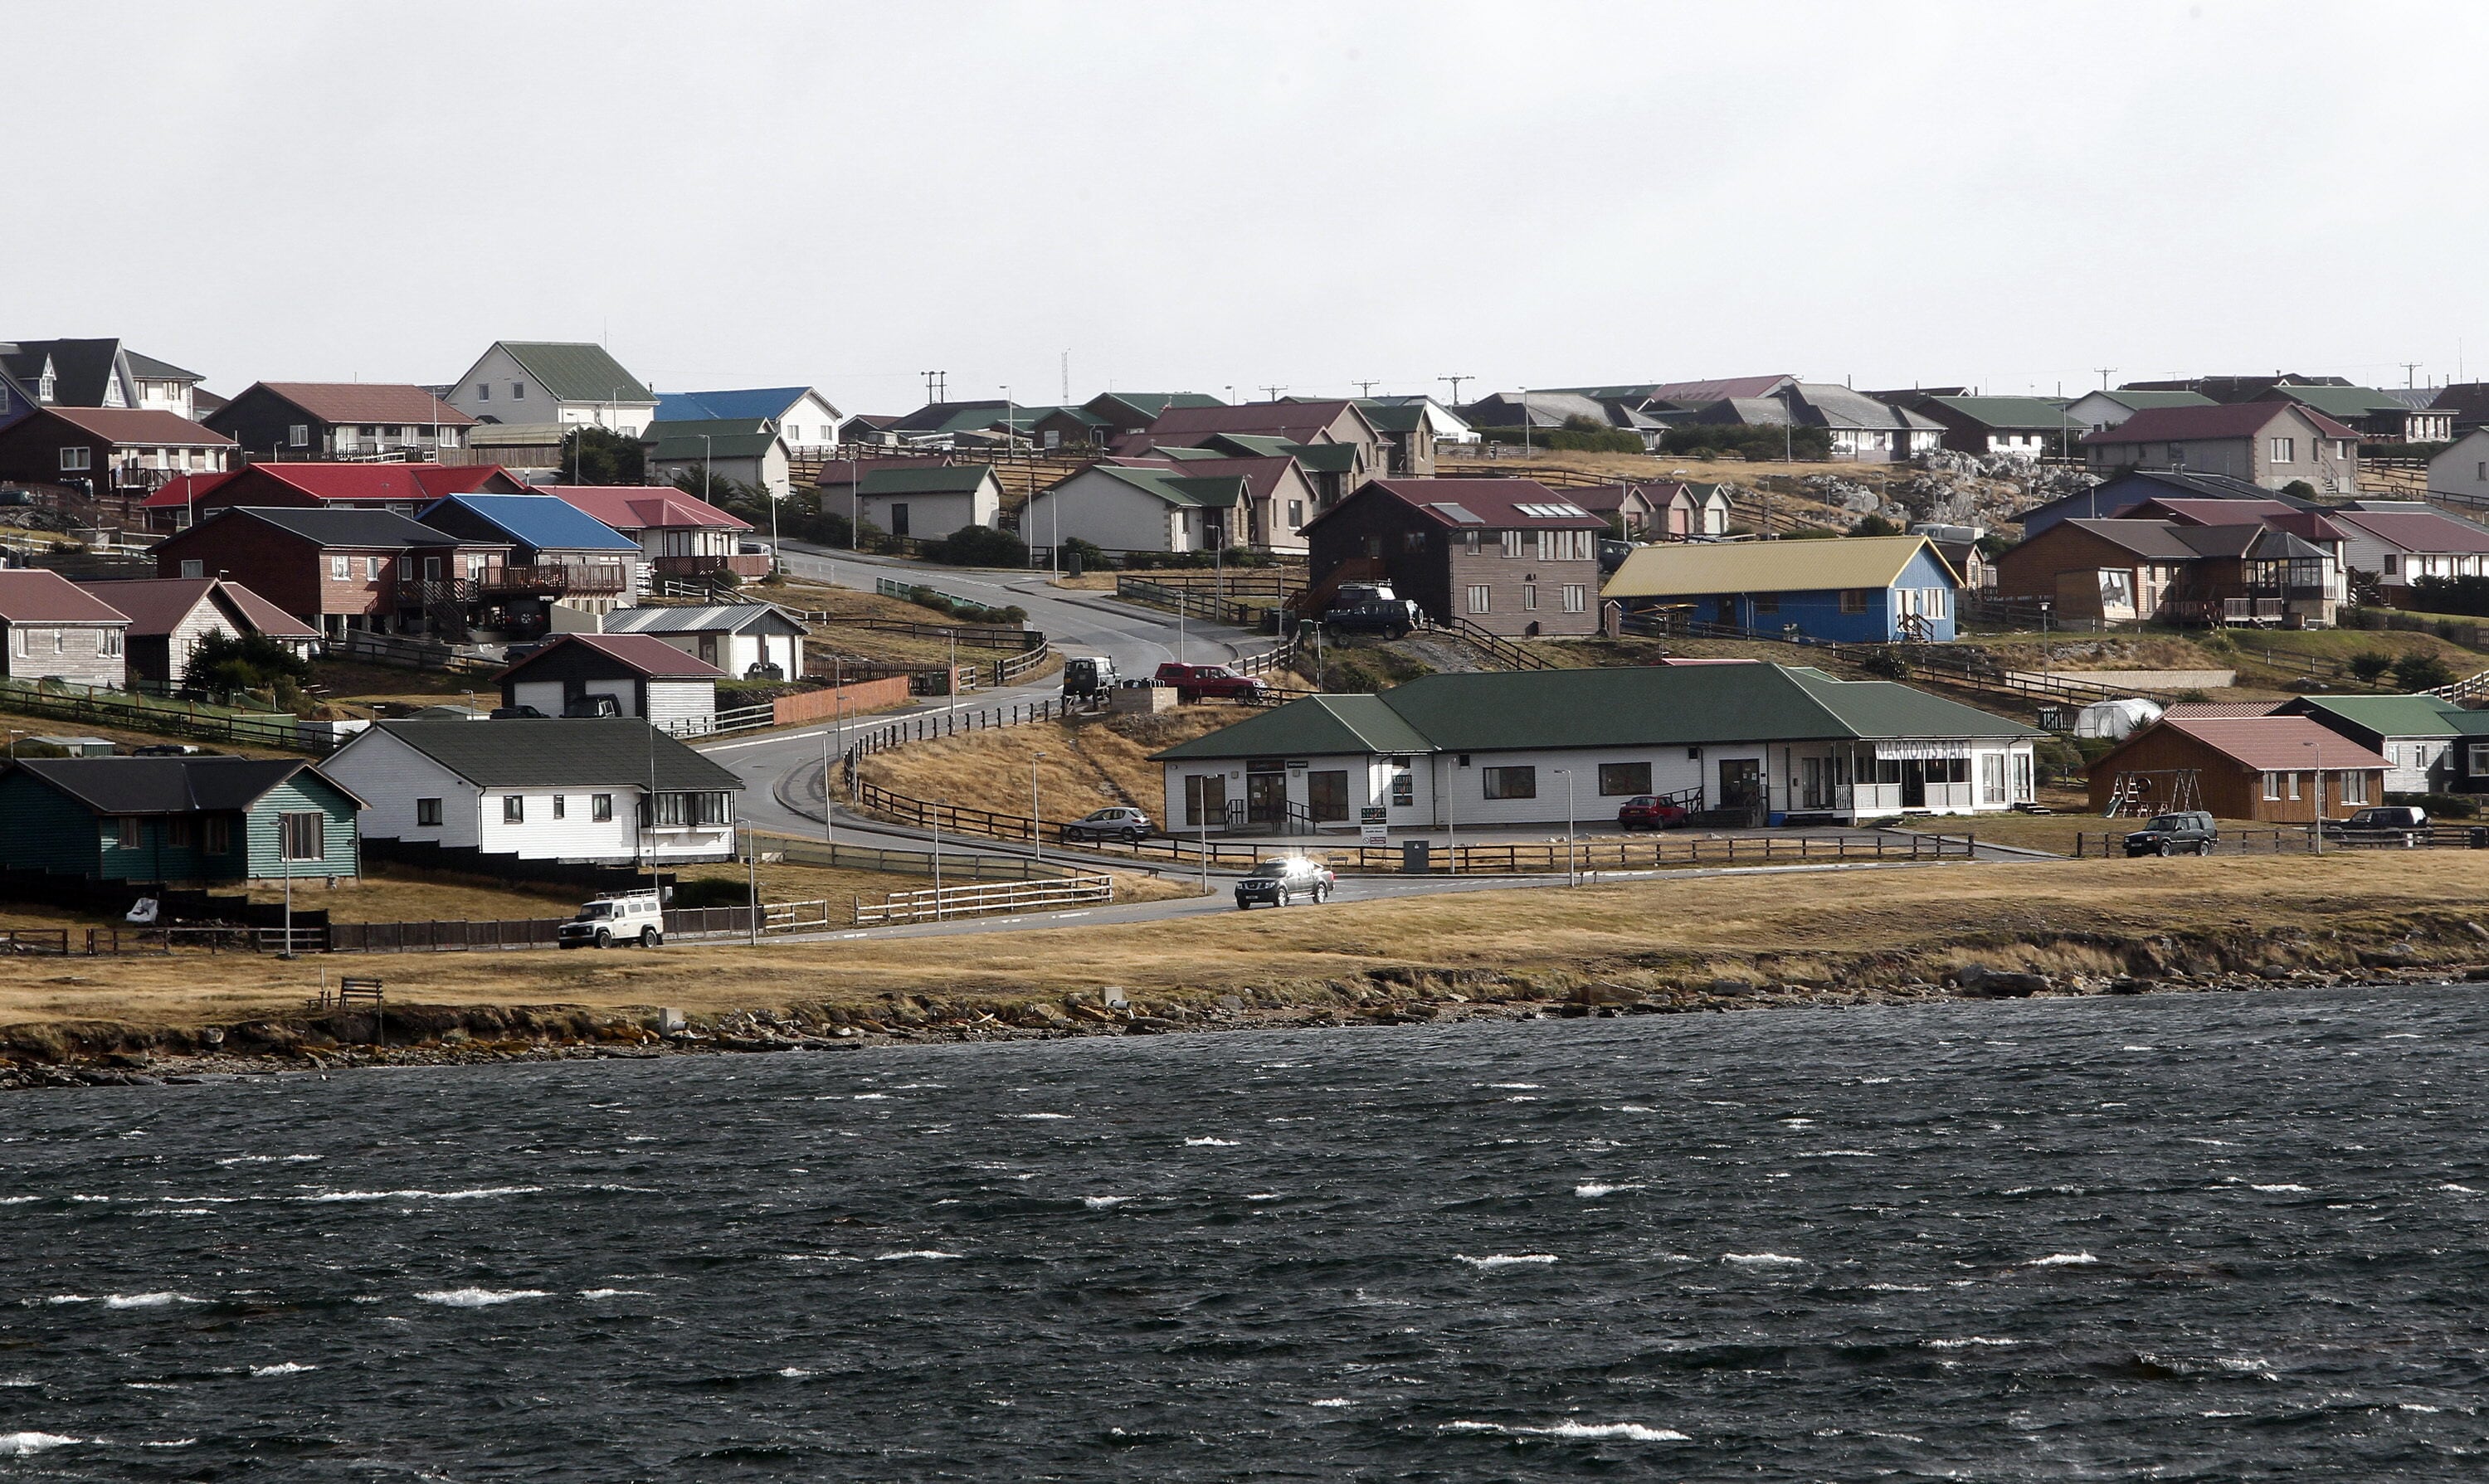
[1534,530,1552,562]
[100,629,121,657]
[1562,584,1587,614]
[1482,765,1536,800]
[1467,585,1491,614]
[108,816,142,848]
[1981,752,2006,805]
[1598,761,1651,796]
[504,794,525,824]
[164,819,197,851]
[278,811,324,861]
[2263,771,2281,800]
[2339,771,2369,805]
[363,556,381,581]
[2011,752,2034,802]
[1402,531,1427,553]
[329,556,349,581]
[475,382,490,401]
[1390,768,1414,806]
[1753,593,1780,615]
[58,446,90,471]
[2271,437,2294,463]
[511,381,526,399]
[2384,554,2400,576]
[1289,500,1304,528]
[592,793,614,822]
[2471,744,2489,776]
[288,424,309,448]
[1464,530,1481,555]
[552,795,567,820]
[204,817,231,854]
[2287,771,2300,800]
[1840,589,1868,615]
[2168,444,2185,462]
[51,630,62,654]
[1307,770,1349,823]
[1500,530,1522,558]
[1184,773,1227,826]
[416,797,443,828]
[651,791,733,827]
[1522,584,1538,611]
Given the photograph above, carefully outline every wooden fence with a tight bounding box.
[326,630,502,675]
[854,873,1116,925]
[0,677,314,752]
[1113,575,1275,627]
[764,834,1099,883]
[2072,823,2489,857]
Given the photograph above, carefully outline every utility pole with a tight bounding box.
[1060,350,1069,404]
[1440,375,1472,405]
[2094,367,2116,390]
[1259,385,1285,401]
[1352,379,1379,397]
[2403,362,2423,389]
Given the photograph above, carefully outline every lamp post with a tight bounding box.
[2309,737,2326,856]
[1552,766,1577,887]
[843,455,862,552]
[700,433,714,504]
[930,796,945,919]
[744,822,759,946]
[1031,751,1047,863]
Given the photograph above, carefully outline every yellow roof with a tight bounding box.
[1602,534,1956,600]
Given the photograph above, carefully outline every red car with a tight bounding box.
[1155,661,1270,703]
[1616,795,1690,830]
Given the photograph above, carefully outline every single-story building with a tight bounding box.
[1151,662,2043,832]
[600,601,809,680]
[0,756,363,884]
[531,484,763,583]
[2279,694,2463,796]
[495,633,725,732]
[416,491,641,613]
[2084,714,2389,821]
[75,577,320,689]
[322,718,744,865]
[1995,516,2340,628]
[1604,534,1961,642]
[1019,460,1259,556]
[0,570,133,688]
[2326,505,2489,601]
[2427,707,2489,796]
[640,418,795,502]
[835,464,1003,538]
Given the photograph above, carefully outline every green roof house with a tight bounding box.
[445,342,660,435]
[826,464,1004,539]
[1150,662,2042,833]
[2279,693,2467,795]
[639,417,796,501]
[0,757,363,886]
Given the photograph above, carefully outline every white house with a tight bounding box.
[2327,504,2489,596]
[443,342,658,435]
[841,465,1003,538]
[2063,388,2218,434]
[641,419,795,501]
[322,718,743,865]
[1151,662,2043,834]
[2428,427,2489,508]
[494,633,726,732]
[654,387,845,451]
[1021,456,1312,555]
[601,602,810,682]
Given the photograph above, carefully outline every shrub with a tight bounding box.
[2280,479,2316,500]
[926,524,1030,569]
[1059,537,1113,572]
[563,426,645,484]
[2409,575,2489,618]
[1850,514,1903,538]
[2347,650,2395,683]
[188,631,311,704]
[1858,650,1910,679]
[2389,791,2478,819]
[2391,652,2456,691]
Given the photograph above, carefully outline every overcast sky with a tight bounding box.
[12,1,2487,411]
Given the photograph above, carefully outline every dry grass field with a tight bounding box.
[856,707,1240,821]
[7,851,2485,1034]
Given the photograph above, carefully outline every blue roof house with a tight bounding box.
[1603,534,1964,643]
[416,493,644,613]
[650,387,845,449]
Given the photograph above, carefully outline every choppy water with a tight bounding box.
[4,988,2488,1479]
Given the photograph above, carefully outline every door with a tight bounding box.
[1246,769,1288,824]
[424,557,442,581]
[1902,761,1928,809]
[698,635,718,665]
[1800,757,1824,810]
[1307,770,1349,823]
[1719,758,1764,824]
[890,502,910,537]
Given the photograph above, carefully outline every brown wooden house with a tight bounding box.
[1995,516,2340,626]
[149,507,508,640]
[1300,479,1606,637]
[2085,714,2388,821]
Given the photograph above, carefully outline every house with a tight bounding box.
[1082,392,1227,440]
[533,484,762,582]
[651,387,845,451]
[2079,402,2360,494]
[2326,506,2489,601]
[494,633,726,731]
[149,506,507,640]
[2253,385,2456,445]
[1913,396,2078,459]
[1362,394,1478,444]
[1995,518,2340,627]
[139,460,528,533]
[1912,523,1995,591]
[443,343,658,434]
[879,401,1028,448]
[205,382,474,462]
[2014,467,2316,538]
[1151,662,2042,832]
[1459,391,1663,449]
[1605,534,1962,642]
[1570,482,1661,538]
[2427,428,2489,506]
[601,602,810,681]
[1348,401,1439,475]
[1123,400,1387,492]
[2424,707,2489,796]
[0,339,207,420]
[415,493,641,615]
[75,578,319,689]
[322,718,744,866]
[2084,715,2388,821]
[2279,695,2462,796]
[1301,479,1605,638]
[2063,388,2218,434]
[1029,405,1112,451]
[0,571,131,687]
[0,756,362,885]
[838,464,1002,538]
[0,406,236,502]
[639,418,795,501]
[1683,382,1946,462]
[1023,455,1316,555]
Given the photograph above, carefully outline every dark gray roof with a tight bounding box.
[0,338,121,406]
[3,757,358,814]
[365,719,742,791]
[602,602,808,637]
[207,506,485,547]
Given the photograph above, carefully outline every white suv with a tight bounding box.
[558,891,666,949]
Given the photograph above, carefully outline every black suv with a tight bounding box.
[1320,599,1415,639]
[1234,857,1335,909]
[2123,811,2218,857]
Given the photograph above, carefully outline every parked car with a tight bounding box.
[490,704,550,720]
[1063,654,1118,698]
[1154,661,1269,703]
[1598,538,1633,575]
[2334,805,2429,845]
[1235,856,1335,909]
[1615,794,1691,830]
[558,890,665,949]
[1062,805,1154,844]
[130,743,208,757]
[2123,810,2218,857]
[1322,597,1417,638]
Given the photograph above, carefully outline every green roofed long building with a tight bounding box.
[1151,662,2041,832]
[445,341,660,435]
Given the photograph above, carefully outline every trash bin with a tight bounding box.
[1401,839,1433,874]
[2468,826,2488,850]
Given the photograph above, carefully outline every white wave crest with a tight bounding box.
[215,1155,322,1166]
[1185,1137,1239,1146]
[1244,1193,1281,1201]
[2250,1184,2311,1194]
[1456,1253,1559,1269]
[414,1288,550,1307]
[105,1292,201,1309]
[1573,1183,1644,1199]
[777,1367,812,1379]
[2027,1252,2099,1267]
[0,1434,82,1457]
[250,1363,315,1377]
[1722,1253,1806,1267]
[874,1250,964,1261]
[1081,1196,1130,1209]
[575,1289,651,1299]
[1009,1112,1074,1120]
[1440,1420,1688,1443]
[2439,1183,2480,1194]
[300,1186,543,1203]
[1308,1398,1352,1408]
[0,1197,41,1205]
[1923,1336,2020,1349]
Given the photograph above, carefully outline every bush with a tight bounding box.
[188,631,311,704]
[2280,479,2316,500]
[2389,791,2478,819]
[1850,514,1903,537]
[563,426,646,485]
[2409,575,2489,618]
[1858,650,1910,679]
[1060,537,1113,572]
[927,524,1030,569]
[2348,650,2396,683]
[907,585,1025,625]
[2391,652,2456,691]
[670,878,750,909]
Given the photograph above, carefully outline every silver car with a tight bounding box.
[1062,806,1153,844]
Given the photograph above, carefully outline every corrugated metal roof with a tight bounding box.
[421,493,640,551]
[2329,509,2489,555]
[358,718,742,790]
[2,757,356,814]
[495,343,655,405]
[602,603,806,636]
[496,633,725,682]
[1604,535,1949,599]
[245,382,474,426]
[2142,715,2390,771]
[2288,694,2466,739]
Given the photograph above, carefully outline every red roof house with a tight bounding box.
[2080,402,2363,494]
[74,577,321,688]
[533,484,756,579]
[0,406,237,505]
[205,382,475,463]
[140,461,526,532]
[494,631,728,729]
[2086,713,2389,822]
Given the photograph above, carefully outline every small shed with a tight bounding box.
[2074,697,2162,740]
[494,633,726,732]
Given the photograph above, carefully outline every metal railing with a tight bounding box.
[854,873,1116,925]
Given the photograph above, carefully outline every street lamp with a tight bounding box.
[700,433,714,504]
[1551,767,1577,886]
[2307,737,2326,856]
[1031,751,1047,863]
